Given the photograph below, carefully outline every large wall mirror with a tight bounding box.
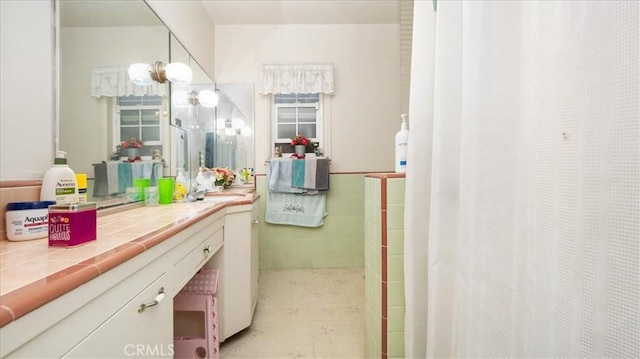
[58,0,254,208]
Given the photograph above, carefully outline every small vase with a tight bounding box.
[126,148,139,161]
[294,145,306,156]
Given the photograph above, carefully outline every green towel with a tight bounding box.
[292,159,306,188]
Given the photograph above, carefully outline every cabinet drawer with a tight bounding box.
[63,274,172,358]
[171,226,223,295]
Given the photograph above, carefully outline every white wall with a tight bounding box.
[214,24,401,174]
[0,0,54,180]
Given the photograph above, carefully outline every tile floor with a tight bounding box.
[220,268,365,358]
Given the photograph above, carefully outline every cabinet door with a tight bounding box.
[63,274,173,359]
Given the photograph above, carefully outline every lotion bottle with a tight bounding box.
[174,168,188,202]
[395,114,409,173]
[40,151,78,204]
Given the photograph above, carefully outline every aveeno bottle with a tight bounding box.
[40,151,78,204]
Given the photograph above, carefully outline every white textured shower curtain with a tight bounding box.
[405,1,639,358]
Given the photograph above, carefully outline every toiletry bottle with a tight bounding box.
[40,150,78,204]
[395,114,409,173]
[195,168,205,191]
[174,168,188,202]
[75,173,88,203]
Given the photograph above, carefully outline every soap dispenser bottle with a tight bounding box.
[395,114,409,173]
[40,150,78,204]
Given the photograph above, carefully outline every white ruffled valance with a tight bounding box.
[259,63,334,95]
[90,66,167,98]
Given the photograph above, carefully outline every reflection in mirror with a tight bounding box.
[214,84,255,172]
[169,34,255,187]
[171,81,255,186]
[58,0,171,206]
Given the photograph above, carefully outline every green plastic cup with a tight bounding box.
[158,177,174,204]
[133,178,151,200]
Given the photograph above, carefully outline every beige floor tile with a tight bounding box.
[221,268,364,359]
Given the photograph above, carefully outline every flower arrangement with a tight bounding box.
[290,134,310,147]
[121,137,143,149]
[209,167,235,187]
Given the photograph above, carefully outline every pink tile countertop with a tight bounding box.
[0,190,258,328]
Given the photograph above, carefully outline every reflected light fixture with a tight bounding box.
[128,61,193,86]
[198,90,219,108]
[219,118,251,137]
[172,89,219,108]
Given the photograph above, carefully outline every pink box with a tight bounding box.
[48,202,97,247]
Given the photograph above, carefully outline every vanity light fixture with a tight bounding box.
[128,61,193,86]
[172,89,219,108]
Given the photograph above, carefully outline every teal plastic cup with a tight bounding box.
[158,177,174,204]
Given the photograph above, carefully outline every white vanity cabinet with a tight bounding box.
[209,200,259,341]
[62,274,172,358]
[2,211,225,359]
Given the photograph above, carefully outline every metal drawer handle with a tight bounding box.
[204,245,211,255]
[138,287,165,313]
[252,217,259,225]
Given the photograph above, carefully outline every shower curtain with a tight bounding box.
[405,1,639,358]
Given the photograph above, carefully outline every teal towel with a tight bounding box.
[118,162,132,193]
[268,159,305,193]
[292,159,306,188]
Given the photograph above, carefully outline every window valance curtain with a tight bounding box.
[90,66,167,98]
[259,63,334,95]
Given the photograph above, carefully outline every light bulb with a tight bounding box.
[165,62,192,85]
[241,126,252,136]
[224,127,236,136]
[198,90,219,107]
[128,63,153,86]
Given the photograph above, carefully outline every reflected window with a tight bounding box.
[272,93,322,152]
[114,95,163,156]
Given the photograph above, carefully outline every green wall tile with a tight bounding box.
[387,229,404,255]
[387,203,405,230]
[387,281,405,306]
[387,178,406,204]
[388,254,404,281]
[257,174,366,270]
[387,331,405,358]
[387,305,405,332]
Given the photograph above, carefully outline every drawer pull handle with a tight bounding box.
[204,245,211,255]
[138,287,165,313]
[252,217,259,225]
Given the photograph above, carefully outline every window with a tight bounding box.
[272,93,322,152]
[114,95,163,147]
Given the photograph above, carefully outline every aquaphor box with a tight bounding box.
[48,202,97,247]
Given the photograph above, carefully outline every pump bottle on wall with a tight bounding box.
[395,114,409,173]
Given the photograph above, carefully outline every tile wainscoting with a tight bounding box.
[255,173,366,270]
[364,173,406,359]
